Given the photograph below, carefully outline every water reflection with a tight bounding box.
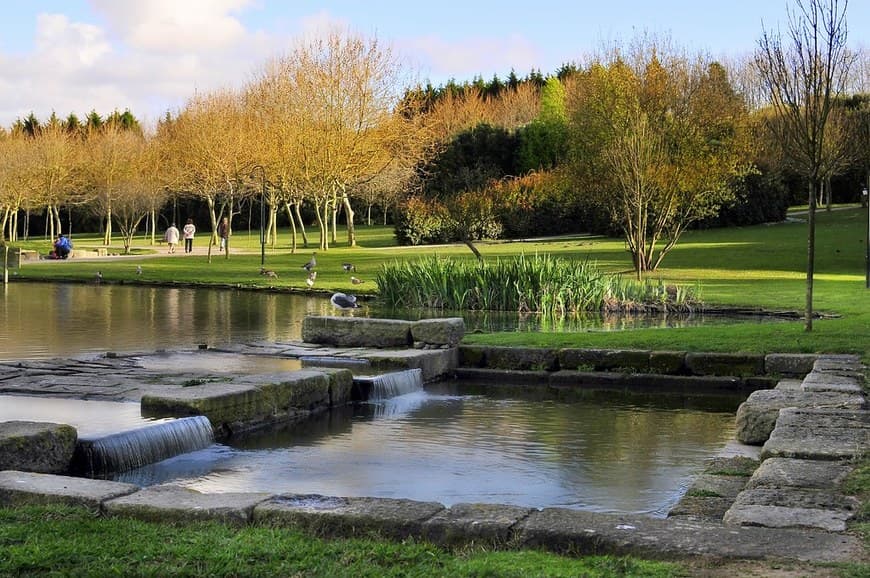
[1,282,786,361]
[122,387,738,516]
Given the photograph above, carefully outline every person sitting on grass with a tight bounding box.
[52,234,72,259]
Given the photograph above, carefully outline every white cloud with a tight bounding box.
[90,0,252,53]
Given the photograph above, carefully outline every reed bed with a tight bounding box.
[375,254,701,316]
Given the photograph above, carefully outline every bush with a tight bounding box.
[394,196,452,246]
[700,171,789,228]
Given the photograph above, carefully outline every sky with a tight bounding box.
[0,0,867,129]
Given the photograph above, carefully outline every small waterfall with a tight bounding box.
[361,368,423,401]
[72,415,214,477]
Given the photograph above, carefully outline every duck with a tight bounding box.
[342,263,356,272]
[306,271,317,289]
[350,276,365,285]
[259,267,278,278]
[330,292,359,309]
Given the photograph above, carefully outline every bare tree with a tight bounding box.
[755,0,854,331]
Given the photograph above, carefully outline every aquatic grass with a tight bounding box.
[375,253,700,317]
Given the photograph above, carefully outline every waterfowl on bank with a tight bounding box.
[301,252,317,271]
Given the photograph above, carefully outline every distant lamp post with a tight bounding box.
[864,186,869,289]
[251,165,266,268]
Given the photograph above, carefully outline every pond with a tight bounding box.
[1,385,740,516]
[0,282,786,361]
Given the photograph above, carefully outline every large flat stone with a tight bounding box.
[302,316,412,348]
[734,389,865,445]
[410,318,465,347]
[724,488,860,532]
[517,507,860,562]
[763,354,817,377]
[421,502,533,545]
[104,485,271,525]
[0,421,77,474]
[801,371,863,394]
[0,470,138,510]
[761,408,870,460]
[253,494,445,539]
[745,457,853,490]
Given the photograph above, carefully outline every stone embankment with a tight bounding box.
[0,317,867,564]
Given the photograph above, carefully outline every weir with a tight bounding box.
[353,368,424,402]
[71,415,215,477]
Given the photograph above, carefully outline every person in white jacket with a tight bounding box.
[164,223,180,253]
[182,219,196,253]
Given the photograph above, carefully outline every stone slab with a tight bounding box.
[761,408,870,460]
[734,389,865,445]
[421,502,533,545]
[0,421,77,474]
[684,352,764,377]
[302,316,412,348]
[104,484,271,525]
[724,486,860,532]
[517,508,861,562]
[0,470,138,510]
[764,354,817,377]
[360,348,457,382]
[253,494,445,539]
[745,457,853,490]
[410,318,465,347]
[801,371,864,394]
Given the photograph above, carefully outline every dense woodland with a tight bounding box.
[1,7,868,274]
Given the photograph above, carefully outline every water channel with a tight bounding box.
[1,281,749,515]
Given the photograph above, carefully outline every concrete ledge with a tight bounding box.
[421,502,533,546]
[0,470,138,511]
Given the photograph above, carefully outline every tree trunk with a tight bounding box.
[284,202,297,254]
[341,191,357,247]
[294,202,308,248]
[805,181,816,332]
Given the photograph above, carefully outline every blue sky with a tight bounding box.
[0,0,866,128]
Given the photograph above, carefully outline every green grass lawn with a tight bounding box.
[8,206,869,359]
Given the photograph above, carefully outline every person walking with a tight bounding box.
[164,223,180,253]
[182,218,196,254]
[217,217,229,252]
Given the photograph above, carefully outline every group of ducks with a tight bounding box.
[258,252,362,310]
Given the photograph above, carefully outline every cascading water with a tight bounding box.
[72,415,214,477]
[360,368,423,401]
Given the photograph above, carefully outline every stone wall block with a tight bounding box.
[0,421,77,474]
[648,351,687,374]
[764,354,818,377]
[685,352,765,377]
[302,316,412,348]
[410,318,465,347]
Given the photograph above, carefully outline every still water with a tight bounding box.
[117,385,739,516]
[1,282,783,361]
